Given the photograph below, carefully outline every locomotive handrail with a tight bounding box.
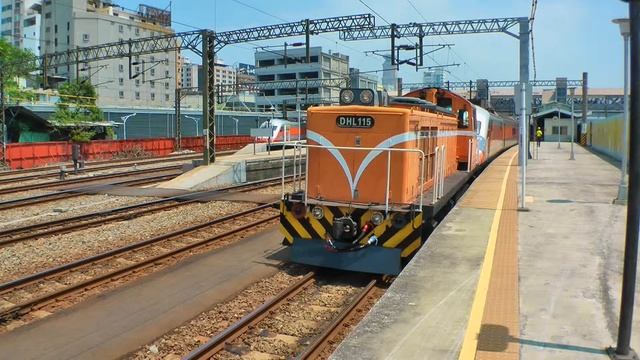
[286,142,426,213]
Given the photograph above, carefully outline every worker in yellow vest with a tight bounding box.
[536,127,543,147]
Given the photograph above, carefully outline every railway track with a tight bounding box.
[0,204,278,328]
[184,273,379,360]
[0,164,184,195]
[0,177,284,248]
[0,171,181,211]
[0,154,202,185]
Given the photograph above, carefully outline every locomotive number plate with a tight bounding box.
[336,115,375,129]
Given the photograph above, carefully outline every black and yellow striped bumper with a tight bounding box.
[279,201,425,274]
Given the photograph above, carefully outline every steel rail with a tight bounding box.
[184,272,317,360]
[0,172,181,210]
[0,177,285,247]
[0,205,278,321]
[0,164,183,195]
[297,279,378,359]
[0,154,202,184]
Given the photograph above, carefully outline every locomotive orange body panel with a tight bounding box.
[306,105,458,207]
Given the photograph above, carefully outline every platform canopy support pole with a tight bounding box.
[518,18,530,210]
[611,1,640,359]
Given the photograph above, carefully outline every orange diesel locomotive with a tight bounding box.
[279,87,517,274]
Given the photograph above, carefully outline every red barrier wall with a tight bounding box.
[5,135,255,169]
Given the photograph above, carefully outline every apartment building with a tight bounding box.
[39,0,178,107]
[254,46,349,111]
[1,0,42,55]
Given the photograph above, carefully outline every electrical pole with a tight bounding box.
[611,1,640,359]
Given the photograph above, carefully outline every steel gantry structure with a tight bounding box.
[0,14,375,164]
[401,79,584,90]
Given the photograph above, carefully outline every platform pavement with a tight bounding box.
[518,141,637,359]
[331,142,639,360]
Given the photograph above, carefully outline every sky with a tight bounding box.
[113,0,629,88]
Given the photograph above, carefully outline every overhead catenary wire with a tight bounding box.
[405,0,480,80]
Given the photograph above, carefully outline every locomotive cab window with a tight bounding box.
[436,97,452,111]
[458,110,469,128]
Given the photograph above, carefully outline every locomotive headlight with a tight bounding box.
[359,89,374,104]
[371,211,385,226]
[340,89,355,104]
[311,206,324,220]
[292,203,307,219]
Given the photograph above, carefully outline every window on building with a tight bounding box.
[45,26,50,33]
[119,78,124,85]
[66,35,70,44]
[82,34,89,43]
[44,12,51,19]
[165,94,170,101]
[164,82,169,89]
[54,24,57,33]
[119,64,124,72]
[135,79,140,86]
[1,4,12,12]
[2,17,12,24]
[165,70,169,77]
[67,22,70,31]
[54,38,57,47]
[150,81,155,88]
[150,93,155,101]
[119,91,124,99]
[23,17,36,27]
[150,68,155,76]
[118,24,124,33]
[150,56,155,62]
[135,92,140,100]
[135,27,140,35]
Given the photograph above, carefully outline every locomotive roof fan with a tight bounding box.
[339,88,388,106]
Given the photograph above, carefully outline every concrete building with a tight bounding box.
[236,62,256,85]
[39,0,178,107]
[381,56,397,93]
[423,68,445,87]
[197,58,236,90]
[180,56,198,89]
[254,46,349,111]
[349,68,378,91]
[1,0,42,55]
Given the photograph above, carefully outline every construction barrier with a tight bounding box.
[4,135,255,169]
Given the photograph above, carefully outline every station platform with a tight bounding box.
[331,142,637,359]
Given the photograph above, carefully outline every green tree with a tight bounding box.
[51,81,103,124]
[51,81,105,142]
[0,38,38,104]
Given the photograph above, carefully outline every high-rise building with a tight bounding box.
[180,57,198,89]
[381,56,397,93]
[254,46,349,111]
[423,68,446,88]
[1,0,42,55]
[39,0,177,107]
[196,57,236,91]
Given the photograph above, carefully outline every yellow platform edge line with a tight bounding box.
[458,150,519,360]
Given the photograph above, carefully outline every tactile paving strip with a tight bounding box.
[475,152,520,360]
